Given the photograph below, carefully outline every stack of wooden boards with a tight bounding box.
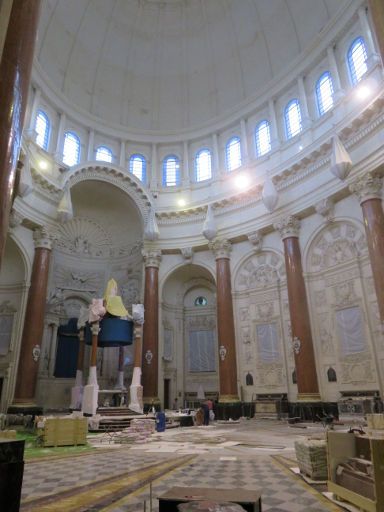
[294,438,327,480]
[37,416,88,447]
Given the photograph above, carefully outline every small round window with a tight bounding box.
[194,296,207,306]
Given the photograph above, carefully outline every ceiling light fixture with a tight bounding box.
[177,198,186,207]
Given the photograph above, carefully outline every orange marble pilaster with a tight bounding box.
[13,227,54,405]
[209,239,239,403]
[275,216,320,401]
[141,249,161,404]
[368,0,384,65]
[350,173,384,322]
[0,0,41,269]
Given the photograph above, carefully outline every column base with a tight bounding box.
[8,403,43,416]
[218,394,240,404]
[288,401,338,421]
[215,402,242,421]
[297,392,321,402]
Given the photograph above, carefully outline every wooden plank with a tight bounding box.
[328,481,376,512]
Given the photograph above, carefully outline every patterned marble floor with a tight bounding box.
[20,421,345,512]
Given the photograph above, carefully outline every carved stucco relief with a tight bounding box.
[235,252,285,291]
[309,222,367,273]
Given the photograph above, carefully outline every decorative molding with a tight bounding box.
[247,231,263,253]
[0,301,17,314]
[186,315,216,330]
[235,252,284,291]
[349,171,382,204]
[33,226,56,250]
[315,198,334,223]
[274,215,300,240]
[64,165,151,223]
[308,222,366,273]
[54,266,103,292]
[142,248,162,268]
[181,247,193,262]
[8,209,24,230]
[208,238,232,259]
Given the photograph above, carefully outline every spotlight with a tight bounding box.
[356,84,371,100]
[234,174,250,190]
[38,160,48,170]
[177,198,186,207]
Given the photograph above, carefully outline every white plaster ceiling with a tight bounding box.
[37,0,348,133]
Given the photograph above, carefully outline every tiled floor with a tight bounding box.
[20,420,344,512]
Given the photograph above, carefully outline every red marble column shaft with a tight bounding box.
[142,266,159,402]
[14,246,51,403]
[361,198,384,321]
[216,257,239,401]
[368,0,384,65]
[283,237,319,398]
[0,0,41,268]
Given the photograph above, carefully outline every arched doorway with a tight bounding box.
[161,264,217,408]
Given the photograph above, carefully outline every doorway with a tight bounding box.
[164,378,170,409]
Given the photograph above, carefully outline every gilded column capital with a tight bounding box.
[33,226,56,250]
[142,248,162,268]
[274,215,300,240]
[208,238,232,259]
[349,172,382,204]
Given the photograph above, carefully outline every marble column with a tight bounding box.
[274,216,320,401]
[350,172,384,323]
[70,327,85,410]
[13,227,54,406]
[0,0,42,269]
[209,239,239,403]
[368,0,384,66]
[129,320,144,413]
[142,249,161,405]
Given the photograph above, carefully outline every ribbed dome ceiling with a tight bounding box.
[36,0,348,133]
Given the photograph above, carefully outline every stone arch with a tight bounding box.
[62,164,152,225]
[233,249,285,292]
[304,219,366,274]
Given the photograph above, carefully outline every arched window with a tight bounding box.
[245,372,254,386]
[316,72,334,116]
[348,37,368,85]
[226,136,242,171]
[327,367,337,383]
[195,149,212,182]
[129,154,146,182]
[95,146,113,163]
[255,120,271,157]
[162,155,180,187]
[194,296,207,306]
[284,99,302,139]
[63,131,81,166]
[35,110,50,150]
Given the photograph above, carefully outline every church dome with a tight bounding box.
[36,0,349,135]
